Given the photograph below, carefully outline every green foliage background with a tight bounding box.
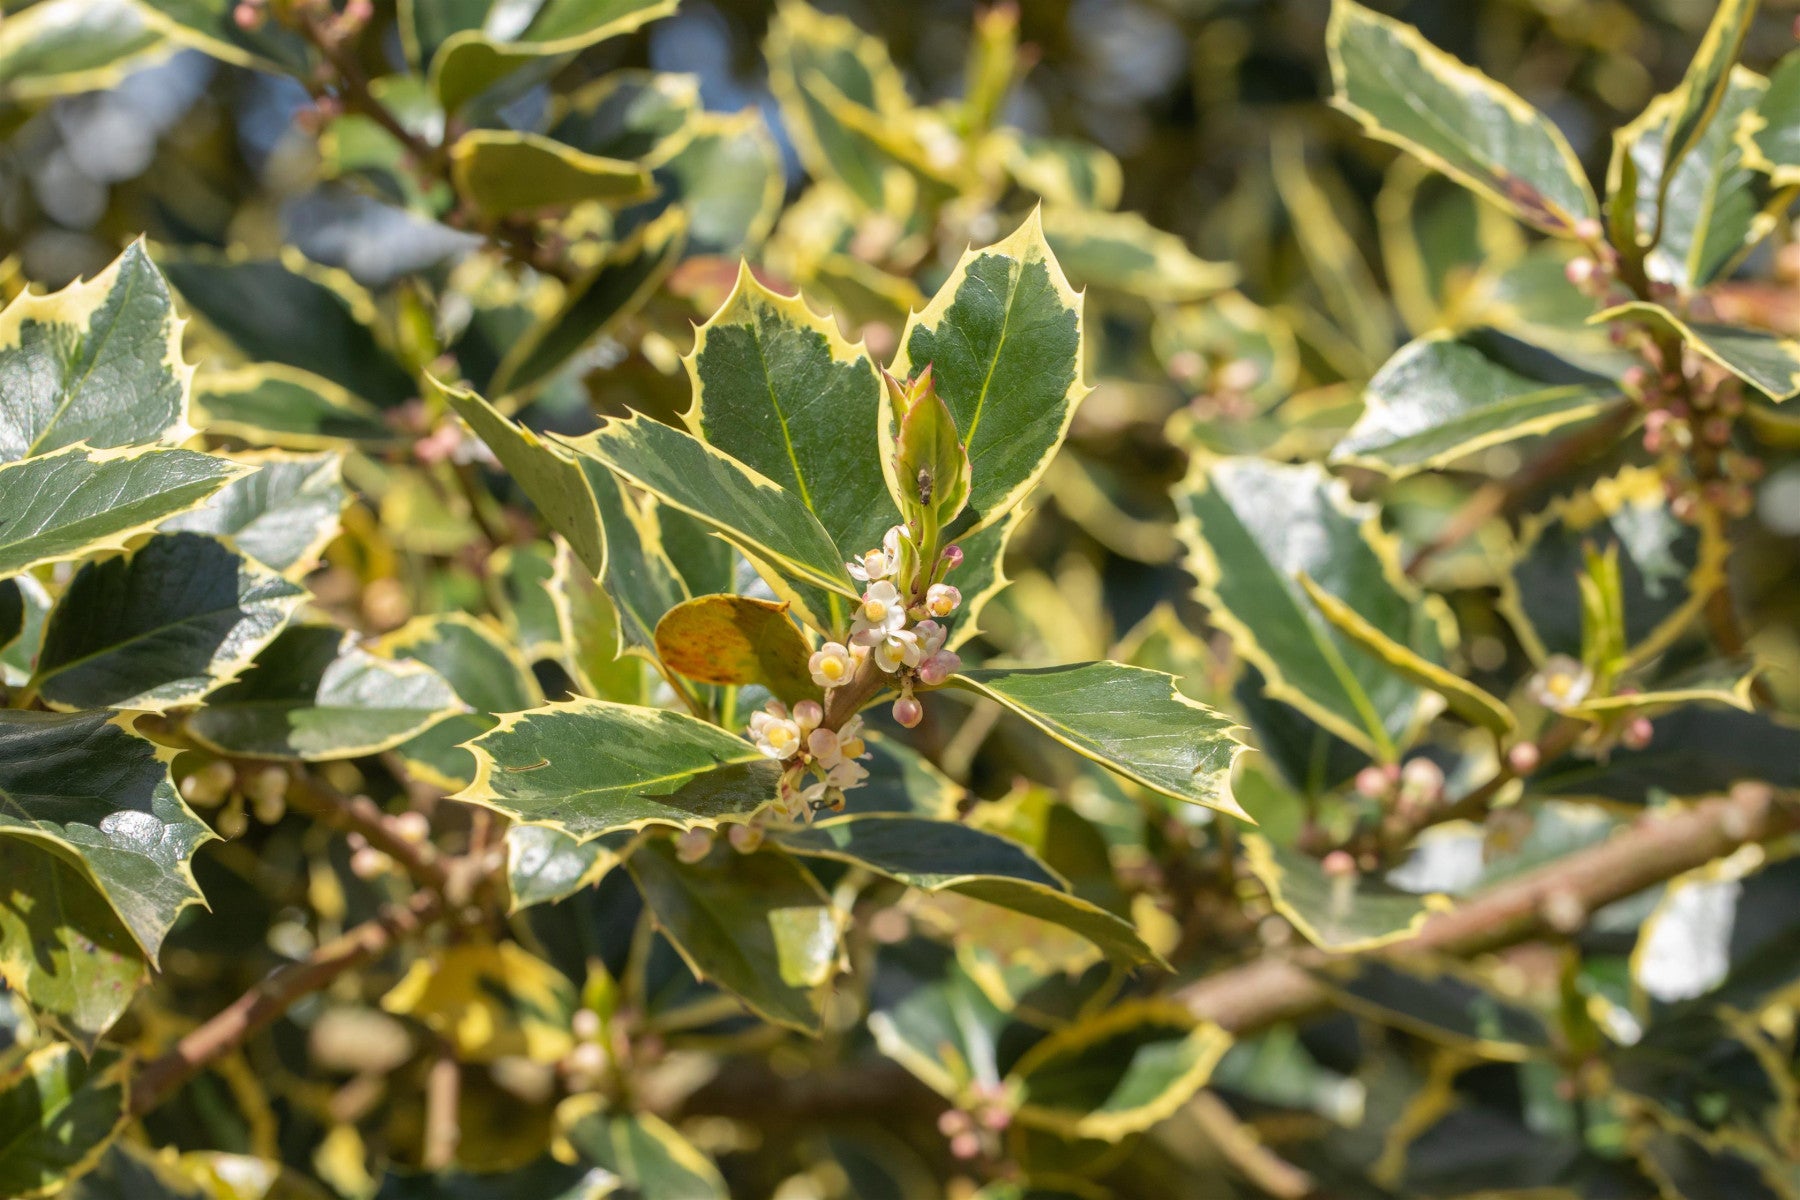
[4,1,1800,1198]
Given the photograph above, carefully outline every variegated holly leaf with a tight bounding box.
[382,940,574,1064]
[0,576,50,686]
[1332,331,1622,476]
[1536,706,1800,803]
[1001,132,1123,210]
[371,1160,608,1200]
[0,840,147,1054]
[193,366,401,451]
[890,212,1087,537]
[1654,0,1757,206]
[1313,959,1552,1057]
[624,109,785,259]
[0,446,243,579]
[1502,467,1728,667]
[1244,833,1440,952]
[560,415,858,607]
[686,264,900,567]
[132,0,311,75]
[160,256,416,407]
[655,595,818,704]
[30,533,305,712]
[626,836,839,1033]
[1008,1002,1232,1142]
[456,697,776,839]
[555,1100,728,1199]
[1328,0,1597,236]
[0,1043,128,1200]
[1176,456,1449,760]
[422,0,678,113]
[776,813,1161,964]
[378,613,542,792]
[505,825,630,911]
[491,208,687,398]
[491,542,564,664]
[0,243,189,463]
[69,1143,337,1200]
[948,663,1248,821]
[185,625,464,761]
[1618,68,1782,291]
[1740,48,1800,186]
[1592,301,1800,400]
[0,710,213,961]
[1040,206,1234,302]
[550,70,702,165]
[449,131,653,219]
[0,0,166,102]
[161,451,346,577]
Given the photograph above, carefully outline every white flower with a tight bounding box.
[807,727,843,768]
[1527,654,1593,712]
[913,620,948,655]
[793,699,823,732]
[918,649,961,686]
[925,583,961,618]
[851,580,907,646]
[809,642,855,690]
[837,716,868,761]
[871,628,922,673]
[846,526,907,582]
[826,758,868,789]
[750,712,804,759]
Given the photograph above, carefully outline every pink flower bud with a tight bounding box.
[1353,765,1390,798]
[1565,257,1596,286]
[941,545,964,571]
[892,695,924,728]
[1507,742,1541,774]
[792,699,823,731]
[675,828,713,863]
[727,823,764,853]
[918,650,961,686]
[1622,716,1654,751]
[1322,850,1357,878]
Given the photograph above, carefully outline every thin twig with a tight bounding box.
[286,770,451,892]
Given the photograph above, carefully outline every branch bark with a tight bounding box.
[130,890,446,1116]
[1179,785,1797,1035]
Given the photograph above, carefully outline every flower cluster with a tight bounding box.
[749,699,871,816]
[740,524,967,823]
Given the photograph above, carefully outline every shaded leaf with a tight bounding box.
[626,110,784,258]
[1314,959,1552,1058]
[31,533,305,712]
[0,1044,127,1200]
[1040,206,1233,302]
[555,1100,728,1199]
[131,0,311,74]
[1009,1002,1231,1142]
[456,697,775,839]
[383,940,574,1063]
[1327,0,1597,235]
[948,663,1248,821]
[378,613,541,791]
[373,1159,610,1200]
[550,70,702,165]
[1655,0,1757,201]
[1536,706,1800,802]
[627,837,839,1032]
[0,711,212,961]
[425,0,677,114]
[161,451,347,577]
[186,625,464,761]
[1593,301,1800,400]
[449,131,653,218]
[505,825,628,912]
[1740,47,1800,185]
[193,366,402,451]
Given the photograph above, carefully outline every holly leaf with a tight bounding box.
[161,451,346,577]
[623,110,785,258]
[1592,301,1800,400]
[424,0,678,114]
[1331,331,1622,476]
[1740,48,1800,186]
[448,131,653,219]
[1244,832,1441,952]
[193,366,401,451]
[0,0,165,102]
[1655,0,1757,202]
[947,663,1248,821]
[30,533,305,712]
[1327,0,1597,235]
[186,625,464,760]
[550,70,702,164]
[560,415,857,603]
[0,1043,128,1200]
[555,1100,728,1199]
[654,595,818,704]
[1008,1002,1232,1142]
[1040,206,1234,302]
[1313,958,1552,1058]
[0,446,243,579]
[382,940,574,1064]
[504,826,629,912]
[0,710,213,961]
[0,840,147,1054]
[686,264,898,566]
[890,211,1087,537]
[0,243,188,463]
[377,613,542,792]
[456,697,776,840]
[626,837,838,1033]
[131,0,311,74]
[1176,456,1449,760]
[775,813,1162,965]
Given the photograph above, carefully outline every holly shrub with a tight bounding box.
[2,0,1800,1196]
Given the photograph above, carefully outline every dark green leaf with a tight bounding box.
[161,451,347,576]
[193,366,402,451]
[132,0,311,74]
[1244,832,1436,952]
[556,1101,728,1199]
[0,1043,127,1200]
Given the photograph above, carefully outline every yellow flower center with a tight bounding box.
[769,725,797,750]
[820,656,846,682]
[862,598,890,622]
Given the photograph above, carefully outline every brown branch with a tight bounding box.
[286,771,451,892]
[1180,784,1798,1035]
[130,890,446,1116]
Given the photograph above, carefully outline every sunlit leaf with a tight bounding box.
[384,940,575,1063]
[161,451,347,577]
[1244,833,1442,952]
[1593,301,1800,400]
[655,595,818,704]
[449,131,653,218]
[0,0,166,102]
[554,1100,728,1199]
[0,1044,128,1200]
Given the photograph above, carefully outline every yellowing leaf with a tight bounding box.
[383,941,575,1063]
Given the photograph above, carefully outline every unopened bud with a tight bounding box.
[1621,716,1654,751]
[938,1109,972,1137]
[232,1,264,30]
[1542,888,1586,934]
[1321,850,1357,878]
[949,1132,982,1160]
[674,827,713,863]
[892,695,924,728]
[1564,257,1596,286]
[940,545,963,571]
[792,700,823,732]
[1353,765,1390,798]
[728,823,764,853]
[1574,218,1603,243]
[393,811,430,843]
[1400,757,1445,800]
[1507,741,1541,774]
[571,1009,601,1041]
[350,846,388,878]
